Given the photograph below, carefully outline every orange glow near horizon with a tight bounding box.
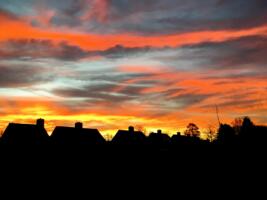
[0,111,220,139]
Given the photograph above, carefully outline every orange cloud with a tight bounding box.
[1,12,267,51]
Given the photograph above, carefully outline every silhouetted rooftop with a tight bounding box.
[1,120,49,145]
[112,126,146,145]
[51,123,105,145]
[148,130,171,146]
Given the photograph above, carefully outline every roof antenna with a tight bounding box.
[216,105,221,126]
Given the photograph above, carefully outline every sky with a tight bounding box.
[1,0,267,137]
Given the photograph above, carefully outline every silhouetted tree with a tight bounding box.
[217,124,236,144]
[231,118,243,135]
[204,125,217,142]
[184,123,200,138]
[240,117,254,140]
[244,116,253,124]
[241,117,254,129]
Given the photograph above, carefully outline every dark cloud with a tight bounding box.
[98,45,154,58]
[53,76,159,103]
[0,8,18,20]
[170,93,212,108]
[84,0,267,35]
[218,99,261,109]
[53,84,136,103]
[47,0,92,27]
[154,0,267,33]
[3,0,267,35]
[0,64,51,87]
[57,0,86,17]
[6,38,248,67]
[53,71,212,110]
[186,35,267,70]
[199,98,262,111]
[0,39,88,61]
[0,39,160,61]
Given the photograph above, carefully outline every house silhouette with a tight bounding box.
[148,130,171,146]
[1,119,49,145]
[51,122,106,145]
[112,126,146,145]
[171,132,185,145]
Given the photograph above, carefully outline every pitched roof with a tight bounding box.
[1,123,49,145]
[148,132,171,145]
[112,129,146,145]
[51,126,106,145]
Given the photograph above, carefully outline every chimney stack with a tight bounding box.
[75,122,83,129]
[36,119,45,129]
[128,126,134,133]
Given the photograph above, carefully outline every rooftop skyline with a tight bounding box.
[1,0,267,136]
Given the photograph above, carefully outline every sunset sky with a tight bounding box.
[1,0,267,137]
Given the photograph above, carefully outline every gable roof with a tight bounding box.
[148,132,171,145]
[1,123,49,145]
[112,129,146,145]
[51,126,106,145]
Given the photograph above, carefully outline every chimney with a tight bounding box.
[157,130,162,134]
[128,126,134,133]
[36,119,45,129]
[75,122,83,129]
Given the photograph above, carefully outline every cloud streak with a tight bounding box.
[0,63,52,87]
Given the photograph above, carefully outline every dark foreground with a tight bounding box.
[0,144,266,199]
[1,116,266,195]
